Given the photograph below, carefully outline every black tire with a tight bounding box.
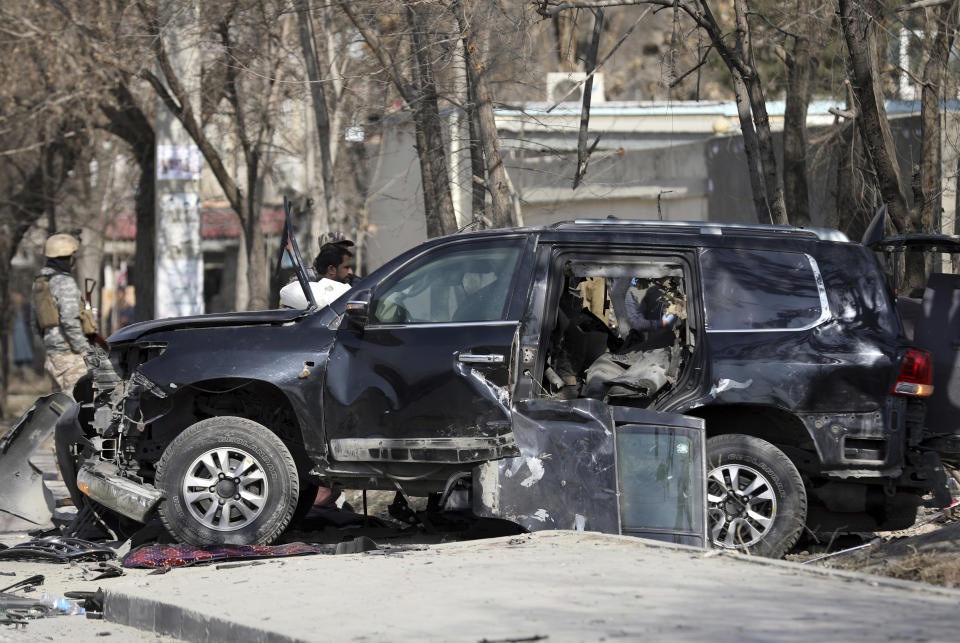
[155,416,299,546]
[707,434,807,558]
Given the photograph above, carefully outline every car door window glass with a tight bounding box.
[700,248,824,330]
[372,244,521,324]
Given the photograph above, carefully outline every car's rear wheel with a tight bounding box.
[155,416,299,546]
[707,434,806,558]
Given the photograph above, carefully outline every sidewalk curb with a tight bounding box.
[100,531,960,642]
[104,591,303,643]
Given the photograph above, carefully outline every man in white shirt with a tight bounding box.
[279,242,354,308]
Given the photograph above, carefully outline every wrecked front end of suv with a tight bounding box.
[56,306,327,540]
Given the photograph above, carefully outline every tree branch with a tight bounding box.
[670,44,714,88]
[895,0,955,12]
[545,5,652,111]
[537,0,655,16]
[340,3,415,104]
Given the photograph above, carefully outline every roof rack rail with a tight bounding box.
[552,219,849,242]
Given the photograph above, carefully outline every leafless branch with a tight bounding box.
[0,132,79,158]
[747,11,798,40]
[537,0,656,16]
[895,0,955,12]
[545,5,652,111]
[670,44,714,88]
[573,8,604,189]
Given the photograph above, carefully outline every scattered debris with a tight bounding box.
[215,560,268,571]
[0,537,114,563]
[0,575,45,593]
[64,589,105,618]
[801,538,882,565]
[83,562,125,581]
[0,393,73,529]
[334,536,379,555]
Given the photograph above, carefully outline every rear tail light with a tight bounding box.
[892,348,934,397]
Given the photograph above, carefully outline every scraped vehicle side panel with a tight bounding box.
[692,244,906,472]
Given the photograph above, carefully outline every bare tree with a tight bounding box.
[780,0,821,227]
[838,0,912,235]
[457,0,520,227]
[99,82,157,323]
[295,0,340,246]
[917,0,960,236]
[342,1,458,237]
[0,2,116,408]
[537,0,789,224]
[132,0,297,310]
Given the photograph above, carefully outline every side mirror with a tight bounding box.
[344,289,371,330]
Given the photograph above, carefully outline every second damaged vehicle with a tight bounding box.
[59,215,950,557]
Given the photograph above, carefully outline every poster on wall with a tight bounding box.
[156,192,204,318]
[157,144,203,181]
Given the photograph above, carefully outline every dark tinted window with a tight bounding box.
[372,243,521,324]
[816,244,900,336]
[700,248,824,330]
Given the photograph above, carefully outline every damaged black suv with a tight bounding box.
[59,217,947,557]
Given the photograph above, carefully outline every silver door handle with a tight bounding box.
[458,353,505,364]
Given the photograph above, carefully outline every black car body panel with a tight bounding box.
[109,307,340,461]
[67,218,949,546]
[108,308,309,344]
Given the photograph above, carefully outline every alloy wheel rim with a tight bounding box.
[707,463,777,548]
[181,447,269,531]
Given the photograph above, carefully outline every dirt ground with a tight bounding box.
[789,506,960,587]
[4,370,960,590]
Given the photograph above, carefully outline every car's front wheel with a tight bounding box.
[707,434,806,558]
[155,417,299,546]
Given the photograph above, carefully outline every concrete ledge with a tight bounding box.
[101,531,960,643]
[105,590,300,643]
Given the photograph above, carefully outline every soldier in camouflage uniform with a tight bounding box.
[32,233,91,395]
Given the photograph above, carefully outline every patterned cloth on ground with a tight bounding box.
[122,542,332,568]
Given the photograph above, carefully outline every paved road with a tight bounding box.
[100,531,960,643]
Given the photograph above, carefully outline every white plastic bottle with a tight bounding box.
[38,592,86,615]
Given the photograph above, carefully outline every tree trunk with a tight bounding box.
[733,0,788,225]
[465,69,487,222]
[919,1,959,235]
[689,0,772,223]
[101,81,155,322]
[731,69,771,222]
[458,0,516,228]
[0,235,14,418]
[243,148,269,310]
[295,0,335,243]
[782,0,816,227]
[341,2,456,237]
[0,134,82,411]
[838,0,911,232]
[406,1,457,237]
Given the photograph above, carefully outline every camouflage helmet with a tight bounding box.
[44,233,80,258]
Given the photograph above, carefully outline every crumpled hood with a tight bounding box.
[107,309,307,344]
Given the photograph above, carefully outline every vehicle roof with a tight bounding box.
[445,219,851,247]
